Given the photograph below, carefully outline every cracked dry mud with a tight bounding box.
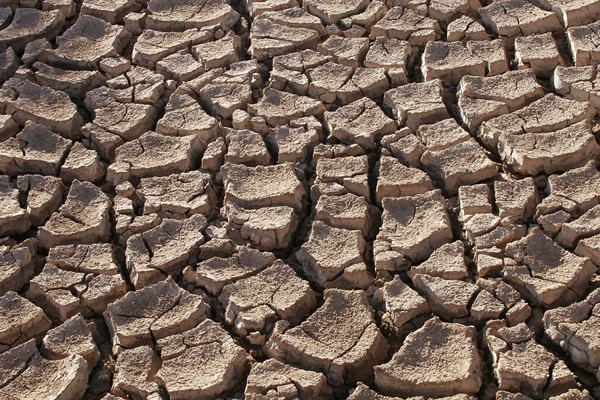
[1,0,600,399]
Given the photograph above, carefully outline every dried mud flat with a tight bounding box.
[1,0,600,399]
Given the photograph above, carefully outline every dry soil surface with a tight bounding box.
[0,0,600,399]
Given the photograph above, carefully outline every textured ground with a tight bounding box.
[0,0,600,399]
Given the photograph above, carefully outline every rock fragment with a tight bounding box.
[364,37,411,85]
[347,383,407,400]
[504,227,596,306]
[195,60,264,119]
[307,62,389,105]
[222,162,305,212]
[46,243,120,275]
[315,193,372,236]
[125,215,206,288]
[249,8,324,60]
[248,88,325,127]
[0,340,38,389]
[376,155,433,203]
[459,183,493,221]
[0,114,17,141]
[464,213,526,251]
[0,349,89,400]
[467,39,509,76]
[192,32,242,71]
[383,80,448,130]
[297,221,370,289]
[138,171,217,218]
[409,241,469,280]
[479,93,595,150]
[0,292,51,352]
[201,137,226,171]
[26,248,126,320]
[494,178,538,223]
[317,36,369,68]
[0,48,18,82]
[219,260,316,339]
[557,204,600,248]
[266,289,389,385]
[532,0,600,27]
[38,180,111,249]
[412,274,479,319]
[42,313,99,369]
[552,65,600,108]
[26,266,86,321]
[457,70,545,130]
[146,0,239,30]
[480,0,562,37]
[1,79,82,138]
[33,62,106,99]
[416,118,470,151]
[374,276,429,333]
[90,101,158,142]
[111,345,161,399]
[370,6,441,46]
[224,129,271,166]
[540,161,600,216]
[80,0,136,23]
[0,177,30,237]
[156,94,219,141]
[98,56,131,78]
[156,319,248,400]
[470,289,506,322]
[421,41,485,85]
[374,190,452,270]
[312,154,370,201]
[185,247,276,295]
[132,28,211,68]
[104,278,210,353]
[81,123,124,163]
[538,210,572,237]
[156,51,205,82]
[0,240,36,296]
[325,98,395,150]
[246,0,299,17]
[374,317,482,397]
[48,15,130,69]
[245,358,331,400]
[270,49,332,95]
[575,232,600,265]
[265,117,322,164]
[498,121,599,176]
[543,288,600,378]
[0,7,10,29]
[223,203,298,250]
[0,123,72,176]
[495,340,559,398]
[61,143,105,183]
[0,9,64,52]
[515,32,563,77]
[425,0,482,23]
[567,21,600,66]
[107,132,205,185]
[421,139,498,195]
[447,16,488,42]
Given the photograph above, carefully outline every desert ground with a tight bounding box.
[0,0,600,399]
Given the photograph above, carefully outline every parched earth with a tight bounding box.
[1,0,600,399]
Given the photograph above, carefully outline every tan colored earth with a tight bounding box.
[0,0,599,399]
